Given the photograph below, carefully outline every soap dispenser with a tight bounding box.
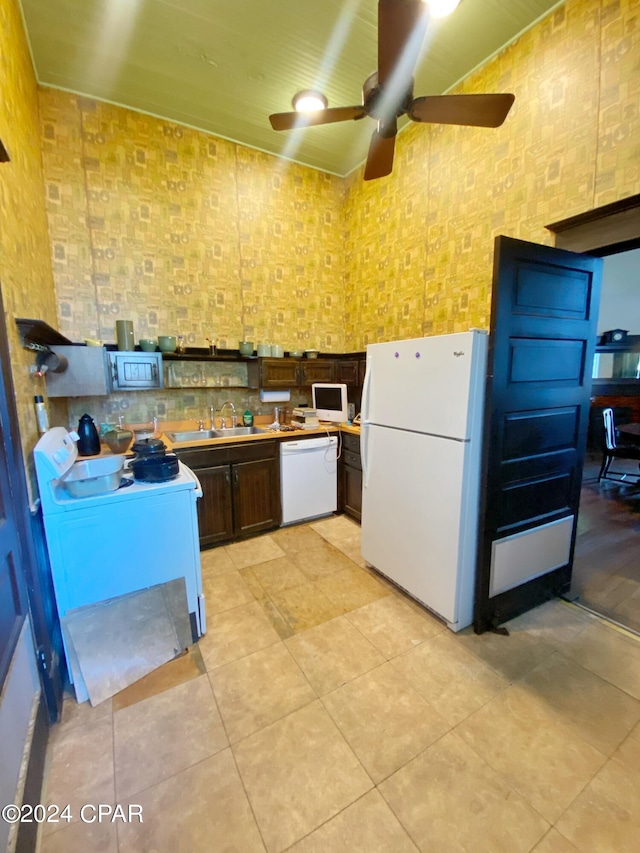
[76,413,101,456]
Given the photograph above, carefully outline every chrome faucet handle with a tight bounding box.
[219,400,236,429]
[198,419,205,431]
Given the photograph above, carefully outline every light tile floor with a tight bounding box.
[38,516,640,853]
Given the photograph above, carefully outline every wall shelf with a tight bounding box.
[161,348,255,362]
[15,318,72,349]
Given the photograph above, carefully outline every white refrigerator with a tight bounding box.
[360,331,488,631]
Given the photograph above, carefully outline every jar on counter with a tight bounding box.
[34,395,49,434]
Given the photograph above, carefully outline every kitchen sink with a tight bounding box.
[167,429,218,442]
[167,426,268,442]
[213,426,269,437]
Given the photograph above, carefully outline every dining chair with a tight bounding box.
[598,407,640,482]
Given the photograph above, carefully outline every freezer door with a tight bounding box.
[361,425,478,628]
[362,332,487,440]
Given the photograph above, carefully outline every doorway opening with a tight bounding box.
[547,197,640,634]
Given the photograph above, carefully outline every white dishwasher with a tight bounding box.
[280,436,338,525]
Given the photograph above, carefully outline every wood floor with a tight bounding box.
[569,453,640,634]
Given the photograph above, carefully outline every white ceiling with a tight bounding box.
[21,0,564,176]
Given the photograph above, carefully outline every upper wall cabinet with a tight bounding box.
[248,358,300,389]
[336,359,361,386]
[247,357,337,389]
[299,359,336,386]
[45,347,163,396]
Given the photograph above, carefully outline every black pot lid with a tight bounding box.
[132,438,166,456]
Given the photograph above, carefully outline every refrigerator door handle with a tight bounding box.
[361,357,372,424]
[361,422,370,488]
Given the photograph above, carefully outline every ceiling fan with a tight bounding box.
[269,0,515,180]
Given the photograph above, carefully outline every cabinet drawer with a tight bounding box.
[343,449,361,470]
[175,438,277,469]
[342,432,361,454]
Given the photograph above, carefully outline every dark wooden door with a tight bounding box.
[340,433,362,521]
[232,458,280,536]
[336,360,359,386]
[0,287,63,723]
[260,358,300,388]
[474,236,602,632]
[197,464,233,546]
[0,410,28,690]
[299,359,337,386]
[342,459,363,521]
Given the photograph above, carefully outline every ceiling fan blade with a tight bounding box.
[378,0,429,85]
[269,105,366,131]
[409,93,516,128]
[364,128,396,181]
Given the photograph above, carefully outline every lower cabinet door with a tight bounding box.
[232,458,280,536]
[197,464,234,546]
[343,463,363,522]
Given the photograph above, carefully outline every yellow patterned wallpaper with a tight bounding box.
[595,0,640,206]
[39,91,346,355]
[344,0,640,350]
[0,0,67,488]
[5,0,639,438]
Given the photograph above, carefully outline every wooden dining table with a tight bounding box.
[617,422,640,443]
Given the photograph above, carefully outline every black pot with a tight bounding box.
[131,438,167,457]
[130,453,179,483]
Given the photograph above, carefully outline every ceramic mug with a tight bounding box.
[116,320,135,351]
[257,343,270,357]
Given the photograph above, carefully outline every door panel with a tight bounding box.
[233,458,279,536]
[299,359,336,386]
[197,465,233,546]
[0,551,23,686]
[474,236,602,632]
[260,358,300,388]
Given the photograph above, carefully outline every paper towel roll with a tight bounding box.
[259,389,291,403]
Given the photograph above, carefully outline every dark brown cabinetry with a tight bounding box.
[196,464,234,544]
[175,440,280,547]
[358,358,366,386]
[248,357,336,389]
[298,359,336,386]
[233,457,280,537]
[253,358,300,389]
[336,359,360,386]
[340,432,362,522]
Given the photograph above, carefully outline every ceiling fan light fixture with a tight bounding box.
[292,90,328,113]
[426,0,461,19]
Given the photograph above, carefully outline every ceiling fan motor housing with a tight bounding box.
[363,71,414,126]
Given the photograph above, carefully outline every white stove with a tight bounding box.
[34,427,206,702]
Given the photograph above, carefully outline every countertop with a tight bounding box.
[81,420,360,458]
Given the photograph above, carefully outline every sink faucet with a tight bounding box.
[219,400,237,429]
